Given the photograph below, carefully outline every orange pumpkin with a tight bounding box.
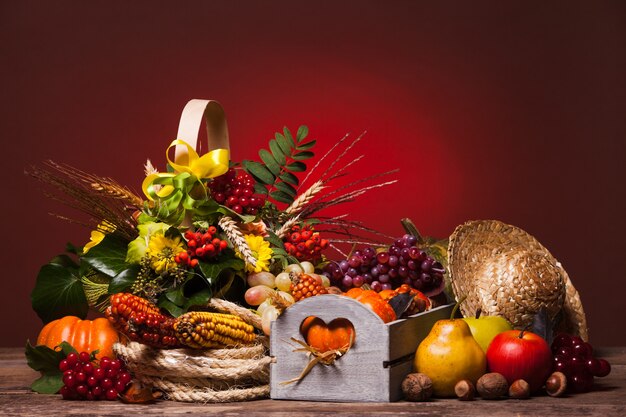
[37,316,120,360]
[344,288,397,323]
[300,316,355,353]
[379,284,431,317]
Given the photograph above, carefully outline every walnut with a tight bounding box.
[476,373,509,399]
[402,373,433,401]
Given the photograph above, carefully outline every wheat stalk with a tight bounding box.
[218,216,257,268]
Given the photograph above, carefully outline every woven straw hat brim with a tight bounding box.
[448,220,588,341]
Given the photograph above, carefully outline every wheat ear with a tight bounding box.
[274,215,301,239]
[285,180,325,215]
[218,216,257,268]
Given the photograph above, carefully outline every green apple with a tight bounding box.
[462,312,513,352]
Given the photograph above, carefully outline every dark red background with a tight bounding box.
[2,1,625,346]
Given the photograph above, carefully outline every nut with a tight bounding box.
[508,379,530,399]
[454,379,476,401]
[476,372,509,399]
[401,373,433,401]
[545,371,567,397]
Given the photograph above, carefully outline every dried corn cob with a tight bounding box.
[106,293,182,348]
[173,311,256,349]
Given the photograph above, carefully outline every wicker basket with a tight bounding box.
[448,219,588,340]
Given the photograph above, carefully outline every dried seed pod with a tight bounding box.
[477,372,509,399]
[454,379,476,401]
[509,379,531,399]
[402,373,433,402]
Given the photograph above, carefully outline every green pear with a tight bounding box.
[414,303,486,397]
[463,310,513,352]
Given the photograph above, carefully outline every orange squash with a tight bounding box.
[344,288,397,323]
[37,316,120,360]
[300,316,355,353]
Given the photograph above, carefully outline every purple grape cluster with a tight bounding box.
[323,234,445,294]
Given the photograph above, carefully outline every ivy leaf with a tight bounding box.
[292,151,314,161]
[198,256,245,286]
[296,125,309,141]
[259,149,281,176]
[283,127,296,146]
[157,298,184,318]
[242,160,275,184]
[270,190,294,204]
[275,181,297,197]
[49,254,79,268]
[25,341,76,394]
[275,133,292,155]
[269,139,286,165]
[108,264,140,294]
[82,234,130,277]
[296,139,316,150]
[279,172,299,186]
[31,262,88,323]
[286,162,306,172]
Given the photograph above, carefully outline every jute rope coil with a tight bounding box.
[114,298,271,403]
[448,220,588,340]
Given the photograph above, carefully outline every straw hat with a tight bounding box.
[448,220,588,341]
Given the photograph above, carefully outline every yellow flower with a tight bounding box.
[147,235,185,274]
[239,234,273,273]
[83,221,117,254]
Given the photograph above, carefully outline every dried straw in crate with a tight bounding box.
[113,298,271,403]
[448,220,588,340]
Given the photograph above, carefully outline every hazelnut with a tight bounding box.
[476,372,509,399]
[401,373,433,402]
[454,379,476,401]
[508,379,530,399]
[545,372,567,397]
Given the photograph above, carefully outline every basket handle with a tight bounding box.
[175,99,230,162]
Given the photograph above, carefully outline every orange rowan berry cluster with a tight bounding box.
[283,224,329,261]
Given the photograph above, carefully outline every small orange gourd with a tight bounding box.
[36,316,120,360]
[344,288,397,323]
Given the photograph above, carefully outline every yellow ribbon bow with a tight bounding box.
[141,139,229,214]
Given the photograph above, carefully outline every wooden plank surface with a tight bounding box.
[1,347,624,416]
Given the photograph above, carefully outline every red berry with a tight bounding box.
[83,362,94,375]
[100,357,111,370]
[101,378,114,389]
[87,375,98,387]
[105,388,118,400]
[63,373,76,388]
[60,385,75,400]
[66,352,79,367]
[115,380,128,393]
[219,240,228,250]
[190,259,199,267]
[79,351,91,363]
[92,386,103,398]
[117,371,132,385]
[59,359,70,372]
[76,384,89,396]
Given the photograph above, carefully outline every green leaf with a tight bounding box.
[276,133,292,155]
[269,139,286,165]
[271,247,288,257]
[31,263,88,323]
[198,257,245,286]
[157,298,184,318]
[283,127,296,146]
[164,285,186,306]
[242,160,275,184]
[25,341,69,394]
[259,149,281,176]
[279,172,299,186]
[82,234,130,277]
[286,162,306,172]
[108,264,140,294]
[253,182,268,195]
[49,254,79,268]
[292,151,314,161]
[265,231,285,248]
[296,139,316,150]
[296,125,309,142]
[270,190,294,204]
[275,181,297,197]
[184,288,212,310]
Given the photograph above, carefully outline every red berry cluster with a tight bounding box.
[208,168,266,215]
[176,227,229,268]
[283,224,329,261]
[59,352,131,401]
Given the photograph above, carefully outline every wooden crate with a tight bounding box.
[270,294,453,402]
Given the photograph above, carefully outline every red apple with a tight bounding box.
[486,329,553,393]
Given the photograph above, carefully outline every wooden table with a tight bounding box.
[1,347,624,416]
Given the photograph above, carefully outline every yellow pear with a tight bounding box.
[414,302,486,397]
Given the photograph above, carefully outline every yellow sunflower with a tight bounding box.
[238,234,273,273]
[147,235,186,273]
